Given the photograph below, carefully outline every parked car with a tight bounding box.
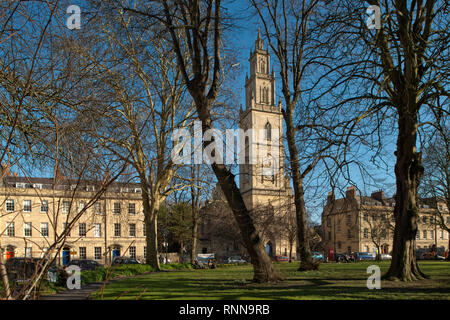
[380,254,392,260]
[111,257,141,265]
[6,257,51,281]
[68,259,102,271]
[158,255,171,264]
[419,253,445,260]
[275,255,289,262]
[355,252,375,261]
[227,256,247,264]
[334,253,353,263]
[311,252,325,261]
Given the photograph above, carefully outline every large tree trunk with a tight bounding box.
[212,163,281,282]
[194,97,281,283]
[162,0,280,282]
[384,111,427,281]
[138,168,161,270]
[145,210,160,270]
[283,106,315,271]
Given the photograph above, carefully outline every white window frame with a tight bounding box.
[62,201,70,214]
[24,222,32,237]
[79,223,87,237]
[113,202,121,214]
[78,202,85,213]
[79,247,87,259]
[128,203,136,215]
[41,200,49,213]
[94,202,102,215]
[114,223,121,237]
[129,246,136,259]
[6,199,14,212]
[94,223,102,238]
[6,222,14,237]
[40,222,49,237]
[94,247,102,260]
[25,247,32,258]
[129,224,136,237]
[23,200,32,212]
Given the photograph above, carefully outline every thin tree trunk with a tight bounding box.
[191,210,198,263]
[0,248,12,299]
[190,165,199,263]
[284,106,315,271]
[384,112,427,281]
[289,242,293,263]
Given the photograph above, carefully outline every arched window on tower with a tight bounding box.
[260,59,266,74]
[245,136,250,164]
[265,122,272,141]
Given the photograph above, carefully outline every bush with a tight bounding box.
[161,263,193,270]
[216,263,249,268]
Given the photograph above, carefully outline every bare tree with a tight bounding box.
[363,209,394,260]
[122,0,281,282]
[70,4,195,270]
[249,0,368,270]
[319,0,449,281]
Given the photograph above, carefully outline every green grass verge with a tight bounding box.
[0,263,193,298]
[81,263,193,284]
[91,261,450,300]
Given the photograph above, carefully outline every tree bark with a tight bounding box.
[289,242,293,263]
[191,208,198,263]
[161,0,280,283]
[383,112,427,281]
[190,165,199,263]
[145,209,160,270]
[283,106,315,271]
[211,162,281,282]
[0,247,12,299]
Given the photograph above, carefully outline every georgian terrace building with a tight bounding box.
[0,167,147,265]
[322,186,450,258]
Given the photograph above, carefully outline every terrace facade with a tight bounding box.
[0,166,147,265]
[322,186,450,257]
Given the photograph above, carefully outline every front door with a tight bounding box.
[62,249,71,266]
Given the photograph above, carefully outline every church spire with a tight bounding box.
[255,27,264,50]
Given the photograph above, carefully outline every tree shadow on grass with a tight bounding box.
[91,264,450,300]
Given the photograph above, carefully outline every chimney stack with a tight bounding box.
[346,186,356,199]
[1,162,10,178]
[327,191,335,204]
[371,190,385,201]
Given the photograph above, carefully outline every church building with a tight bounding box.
[197,31,297,261]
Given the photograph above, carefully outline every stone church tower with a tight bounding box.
[239,30,296,258]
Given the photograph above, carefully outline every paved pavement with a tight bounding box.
[38,272,155,300]
[39,281,111,300]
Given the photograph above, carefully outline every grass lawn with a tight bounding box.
[90,260,450,300]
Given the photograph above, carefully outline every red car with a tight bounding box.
[275,255,289,262]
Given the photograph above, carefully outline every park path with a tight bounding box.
[38,271,156,300]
